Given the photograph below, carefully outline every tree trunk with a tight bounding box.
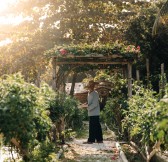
[70,72,77,97]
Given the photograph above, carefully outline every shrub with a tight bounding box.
[122,83,168,161]
[49,93,84,130]
[100,73,128,139]
[0,73,53,160]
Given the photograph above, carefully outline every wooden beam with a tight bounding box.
[51,55,124,59]
[128,63,132,98]
[55,61,132,65]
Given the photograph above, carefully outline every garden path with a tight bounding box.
[60,122,128,162]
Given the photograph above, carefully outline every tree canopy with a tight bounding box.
[0,0,167,88]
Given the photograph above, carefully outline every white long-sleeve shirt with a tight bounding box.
[87,90,100,116]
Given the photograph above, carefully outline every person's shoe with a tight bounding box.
[83,141,93,144]
[97,141,103,143]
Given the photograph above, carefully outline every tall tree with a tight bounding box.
[152,0,168,36]
[0,0,159,84]
[125,0,168,91]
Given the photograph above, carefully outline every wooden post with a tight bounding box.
[35,71,41,87]
[146,59,150,83]
[161,63,164,77]
[52,57,57,91]
[136,69,140,81]
[128,63,132,98]
[70,72,77,97]
[160,63,165,97]
[123,65,127,79]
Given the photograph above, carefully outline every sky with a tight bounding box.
[0,0,17,13]
[0,0,18,46]
[0,0,20,25]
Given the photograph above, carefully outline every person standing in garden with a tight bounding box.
[82,80,103,144]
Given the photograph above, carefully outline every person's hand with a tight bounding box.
[79,103,87,109]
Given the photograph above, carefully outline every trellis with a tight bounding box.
[45,44,140,97]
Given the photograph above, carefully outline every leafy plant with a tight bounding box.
[94,70,111,81]
[100,73,128,139]
[122,83,168,161]
[45,43,140,58]
[0,73,53,161]
[49,93,83,129]
[29,140,57,162]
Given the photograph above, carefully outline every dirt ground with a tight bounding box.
[59,125,124,162]
[60,139,121,162]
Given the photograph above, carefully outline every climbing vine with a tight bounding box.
[45,43,140,58]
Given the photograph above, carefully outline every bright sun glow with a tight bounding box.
[0,0,19,46]
[0,0,24,25]
[0,38,12,47]
[0,0,17,12]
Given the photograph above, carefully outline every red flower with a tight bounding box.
[60,49,68,55]
[137,46,140,50]
[132,48,135,51]
[127,46,130,51]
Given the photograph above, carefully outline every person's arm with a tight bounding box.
[79,102,88,109]
[87,92,98,111]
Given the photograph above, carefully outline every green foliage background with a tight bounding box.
[122,83,168,158]
[0,73,52,160]
[0,73,84,161]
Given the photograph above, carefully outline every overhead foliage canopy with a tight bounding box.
[0,0,164,86]
[125,0,168,90]
[1,0,158,45]
[45,43,141,58]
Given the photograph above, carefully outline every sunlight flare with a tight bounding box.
[0,0,26,25]
[0,0,17,12]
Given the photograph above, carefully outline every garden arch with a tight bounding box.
[46,44,140,97]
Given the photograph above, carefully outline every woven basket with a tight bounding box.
[74,92,88,103]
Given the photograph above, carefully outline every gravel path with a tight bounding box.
[59,121,128,162]
[61,139,124,162]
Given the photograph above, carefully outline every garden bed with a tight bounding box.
[121,143,168,162]
[121,143,145,162]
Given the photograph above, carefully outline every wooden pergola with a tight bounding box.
[51,53,139,97]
